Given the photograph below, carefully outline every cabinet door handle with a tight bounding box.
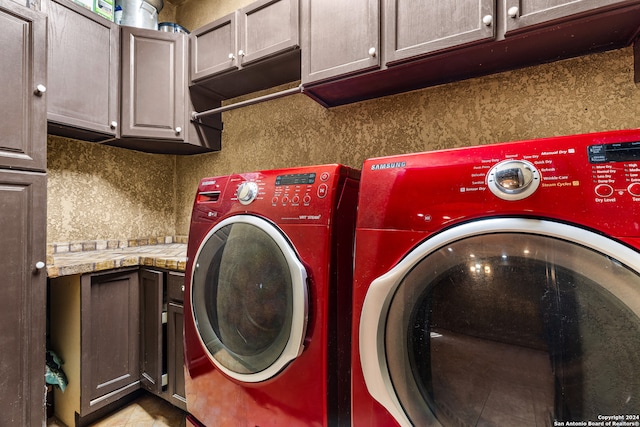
[175,127,182,135]
[110,121,118,130]
[34,84,46,96]
[35,261,46,270]
[482,15,493,26]
[238,50,245,57]
[508,6,519,18]
[228,53,235,60]
[368,47,376,57]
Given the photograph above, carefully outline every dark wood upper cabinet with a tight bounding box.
[190,12,238,82]
[190,0,300,99]
[301,0,379,85]
[111,26,222,154]
[238,0,299,66]
[42,0,221,154]
[504,0,639,33]
[0,0,47,172]
[120,26,186,141]
[303,0,640,107]
[384,0,496,66]
[43,0,120,141]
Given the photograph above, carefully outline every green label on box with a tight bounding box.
[94,0,114,21]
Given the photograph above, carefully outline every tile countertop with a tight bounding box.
[46,238,188,279]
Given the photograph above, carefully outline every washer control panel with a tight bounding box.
[229,170,332,208]
[271,171,331,206]
[191,165,362,225]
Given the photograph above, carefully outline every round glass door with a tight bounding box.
[360,218,640,426]
[190,215,308,383]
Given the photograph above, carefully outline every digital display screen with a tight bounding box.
[275,173,316,186]
[588,141,640,163]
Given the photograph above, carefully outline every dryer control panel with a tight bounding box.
[588,141,640,198]
[359,128,640,237]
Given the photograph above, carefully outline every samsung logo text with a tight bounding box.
[371,162,406,171]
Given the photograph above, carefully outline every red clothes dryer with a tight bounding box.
[184,165,359,427]
[352,129,640,426]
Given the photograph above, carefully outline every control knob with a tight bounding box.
[237,181,259,205]
[486,159,541,201]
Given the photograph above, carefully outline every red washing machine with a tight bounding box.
[352,129,640,426]
[184,164,359,427]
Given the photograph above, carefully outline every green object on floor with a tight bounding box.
[45,349,68,392]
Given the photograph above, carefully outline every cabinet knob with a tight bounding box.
[508,6,519,18]
[482,15,493,26]
[175,127,182,134]
[228,53,235,60]
[34,84,46,96]
[35,261,45,270]
[181,285,185,292]
[238,50,245,57]
[368,47,376,57]
[110,121,118,129]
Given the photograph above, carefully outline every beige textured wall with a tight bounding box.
[47,137,177,243]
[44,0,640,243]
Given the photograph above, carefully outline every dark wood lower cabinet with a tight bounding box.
[140,269,187,410]
[140,268,164,394]
[0,170,47,426]
[166,272,187,410]
[50,267,187,426]
[50,269,141,426]
[80,269,141,419]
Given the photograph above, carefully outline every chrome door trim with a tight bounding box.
[190,214,308,383]
[359,217,640,427]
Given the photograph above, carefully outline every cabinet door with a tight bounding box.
[301,0,379,84]
[0,169,47,427]
[44,0,119,139]
[0,0,46,171]
[238,0,299,66]
[384,0,495,65]
[167,302,187,410]
[121,27,186,140]
[140,269,164,394]
[167,271,185,304]
[81,269,140,415]
[190,12,238,82]
[504,0,633,33]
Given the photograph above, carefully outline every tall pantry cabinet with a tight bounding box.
[0,0,48,426]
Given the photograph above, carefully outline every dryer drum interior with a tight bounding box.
[191,218,303,378]
[381,231,640,426]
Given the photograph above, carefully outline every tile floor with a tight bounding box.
[47,393,186,427]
